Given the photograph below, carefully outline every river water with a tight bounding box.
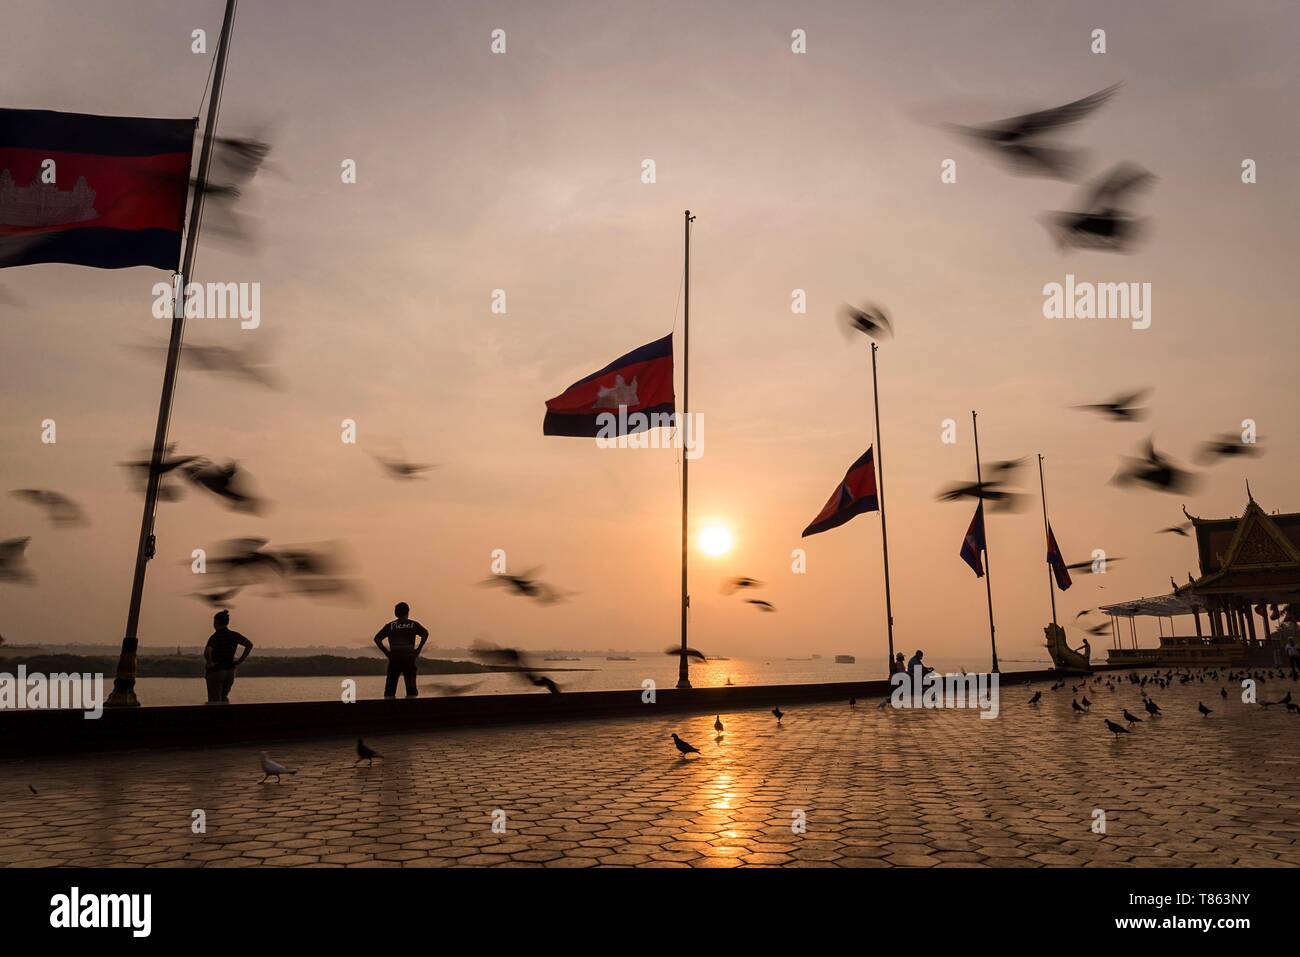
[127,653,1048,707]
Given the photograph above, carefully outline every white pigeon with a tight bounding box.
[259,751,296,783]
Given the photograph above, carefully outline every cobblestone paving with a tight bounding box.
[2,674,1298,867]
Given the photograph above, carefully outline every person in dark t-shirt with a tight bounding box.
[204,609,254,703]
[373,601,429,698]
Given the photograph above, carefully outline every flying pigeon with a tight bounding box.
[9,489,87,527]
[1111,439,1198,495]
[1044,162,1156,252]
[1195,433,1263,465]
[1073,389,1150,422]
[371,452,437,480]
[478,568,572,605]
[130,340,281,389]
[948,82,1121,178]
[934,480,1027,512]
[183,459,266,513]
[529,674,561,695]
[1065,557,1123,573]
[840,302,894,342]
[0,537,35,585]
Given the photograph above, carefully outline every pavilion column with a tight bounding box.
[1193,610,1203,638]
[1246,605,1258,641]
[1259,605,1271,639]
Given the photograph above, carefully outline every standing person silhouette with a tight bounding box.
[374,602,429,698]
[204,609,253,703]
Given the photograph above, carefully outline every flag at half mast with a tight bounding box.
[801,447,878,537]
[1046,523,1073,591]
[543,334,675,437]
[0,108,195,270]
[960,501,987,577]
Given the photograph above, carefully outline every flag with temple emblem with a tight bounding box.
[801,447,878,537]
[960,501,986,577]
[1046,523,1073,590]
[0,108,196,270]
[543,334,675,437]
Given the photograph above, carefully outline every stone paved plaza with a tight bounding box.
[2,674,1298,867]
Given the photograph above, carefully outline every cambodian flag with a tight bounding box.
[1046,524,1073,590]
[0,108,195,270]
[801,447,878,538]
[960,502,986,577]
[543,334,675,437]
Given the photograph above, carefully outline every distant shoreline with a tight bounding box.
[0,653,591,679]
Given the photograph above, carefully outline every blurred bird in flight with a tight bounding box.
[947,82,1121,179]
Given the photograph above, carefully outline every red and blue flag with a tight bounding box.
[1046,524,1073,590]
[801,447,878,538]
[543,334,675,437]
[960,501,987,577]
[0,108,195,270]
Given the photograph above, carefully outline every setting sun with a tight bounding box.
[698,523,734,557]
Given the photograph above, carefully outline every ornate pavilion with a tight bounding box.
[1101,492,1300,667]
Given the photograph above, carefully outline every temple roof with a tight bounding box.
[1106,496,1300,614]
[1190,498,1300,593]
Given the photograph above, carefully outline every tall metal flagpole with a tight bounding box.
[677,210,695,689]
[871,343,895,671]
[971,411,999,673]
[1037,453,1058,626]
[106,0,239,707]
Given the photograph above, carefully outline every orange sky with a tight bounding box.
[2,0,1298,669]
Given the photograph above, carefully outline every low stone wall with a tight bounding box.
[0,666,1130,759]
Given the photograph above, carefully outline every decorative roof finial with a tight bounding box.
[1245,479,1254,503]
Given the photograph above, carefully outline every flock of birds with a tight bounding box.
[0,86,1276,695]
[945,81,1152,252]
[23,661,1297,790]
[671,664,1300,760]
[1027,665,1300,742]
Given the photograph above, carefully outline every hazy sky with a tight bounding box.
[2,0,1298,669]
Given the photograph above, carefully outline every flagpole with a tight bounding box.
[106,0,238,707]
[677,209,695,689]
[871,343,895,671]
[1037,453,1058,627]
[971,410,999,673]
